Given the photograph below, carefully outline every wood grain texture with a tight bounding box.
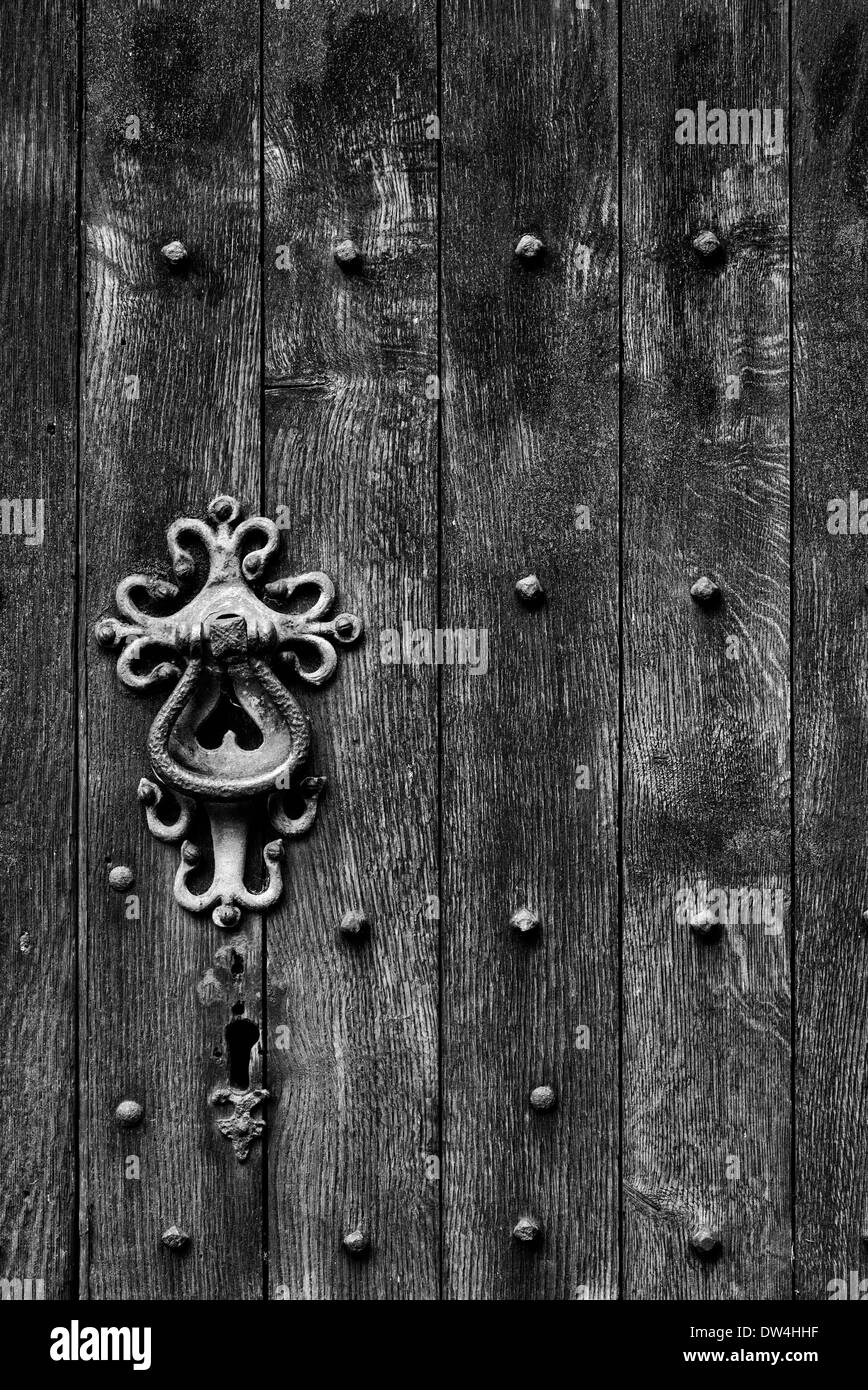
[10,0,868,1305]
[0,0,78,1301]
[442,0,620,1299]
[622,0,791,1299]
[81,0,263,1298]
[264,0,439,1299]
[792,0,868,1299]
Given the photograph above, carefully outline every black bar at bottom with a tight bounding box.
[1,1299,864,1377]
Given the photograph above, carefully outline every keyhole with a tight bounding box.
[225,1014,260,1089]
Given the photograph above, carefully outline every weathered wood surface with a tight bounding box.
[441,0,620,1299]
[263,0,439,1299]
[6,0,868,1306]
[792,0,868,1300]
[622,0,791,1298]
[81,0,263,1298]
[0,0,78,1301]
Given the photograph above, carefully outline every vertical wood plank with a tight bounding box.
[264,0,439,1299]
[0,0,78,1300]
[793,0,868,1300]
[82,0,263,1298]
[442,0,620,1299]
[622,0,791,1298]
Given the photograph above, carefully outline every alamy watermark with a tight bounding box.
[379,621,488,675]
[50,1321,151,1370]
[675,102,784,155]
[0,1277,44,1300]
[675,879,784,935]
[0,497,44,546]
[827,1271,868,1300]
[827,491,868,534]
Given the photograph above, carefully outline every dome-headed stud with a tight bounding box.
[334,613,360,642]
[690,1224,721,1256]
[213,903,241,930]
[342,1228,369,1256]
[510,906,539,936]
[339,909,370,941]
[334,238,362,271]
[689,908,718,940]
[160,239,188,267]
[115,1099,143,1128]
[692,230,721,258]
[515,573,544,606]
[108,865,135,893]
[161,1225,190,1251]
[529,1085,556,1112]
[137,779,158,807]
[690,575,721,608]
[515,233,545,261]
[512,1216,541,1244]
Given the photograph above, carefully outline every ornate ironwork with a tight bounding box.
[95,493,362,931]
[209,1084,269,1163]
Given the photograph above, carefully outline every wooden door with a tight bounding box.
[2,0,867,1305]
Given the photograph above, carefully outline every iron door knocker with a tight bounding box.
[95,493,362,929]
